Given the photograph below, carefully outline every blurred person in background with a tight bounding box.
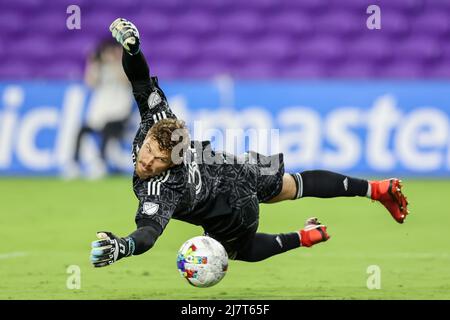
[65,39,133,179]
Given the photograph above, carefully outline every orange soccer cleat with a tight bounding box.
[369,178,409,224]
[299,217,330,247]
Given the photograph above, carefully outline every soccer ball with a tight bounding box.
[176,236,228,288]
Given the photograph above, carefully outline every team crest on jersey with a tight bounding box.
[147,91,162,109]
[143,202,159,215]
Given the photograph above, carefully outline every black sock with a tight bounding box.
[290,170,368,199]
[235,232,300,262]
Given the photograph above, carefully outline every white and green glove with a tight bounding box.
[109,18,140,55]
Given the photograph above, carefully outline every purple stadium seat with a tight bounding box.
[425,62,450,78]
[280,61,328,78]
[219,12,265,37]
[141,0,187,13]
[39,61,83,79]
[411,11,450,37]
[1,0,42,11]
[379,12,411,38]
[147,59,183,79]
[329,61,376,78]
[172,11,219,37]
[0,0,448,79]
[396,37,442,62]
[268,11,314,38]
[375,0,424,14]
[187,0,233,12]
[327,0,368,12]
[0,61,33,79]
[82,12,120,36]
[58,0,92,8]
[347,36,394,63]
[431,0,450,10]
[15,37,54,61]
[200,37,249,63]
[299,37,345,62]
[378,61,424,79]
[54,36,97,62]
[248,37,295,62]
[237,0,280,12]
[148,36,198,64]
[97,0,138,10]
[133,12,173,38]
[182,60,229,78]
[0,44,4,61]
[440,41,450,61]
[28,11,68,35]
[286,0,330,12]
[232,61,276,79]
[315,11,362,36]
[0,12,26,35]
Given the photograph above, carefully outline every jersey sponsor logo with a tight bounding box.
[148,169,171,196]
[143,201,159,215]
[147,91,162,109]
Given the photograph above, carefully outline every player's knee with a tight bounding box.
[266,174,297,203]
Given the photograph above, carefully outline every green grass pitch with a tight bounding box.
[1,177,449,300]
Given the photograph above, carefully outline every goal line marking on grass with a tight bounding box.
[0,252,28,260]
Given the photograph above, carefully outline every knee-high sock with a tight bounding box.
[290,170,369,199]
[235,232,300,262]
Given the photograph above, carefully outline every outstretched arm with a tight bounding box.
[110,18,150,90]
[110,17,177,125]
[122,49,150,83]
[90,171,184,268]
[90,222,162,268]
[129,223,161,255]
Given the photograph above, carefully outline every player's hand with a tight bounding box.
[109,18,140,55]
[90,231,134,268]
[300,217,330,247]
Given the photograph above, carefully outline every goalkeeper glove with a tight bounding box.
[90,231,135,268]
[109,18,140,55]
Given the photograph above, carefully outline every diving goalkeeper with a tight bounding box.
[90,19,409,267]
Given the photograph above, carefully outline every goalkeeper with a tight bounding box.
[90,19,409,267]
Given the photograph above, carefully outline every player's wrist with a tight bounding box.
[121,236,135,257]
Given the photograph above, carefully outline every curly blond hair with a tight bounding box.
[147,118,190,163]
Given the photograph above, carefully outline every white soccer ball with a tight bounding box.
[176,236,228,288]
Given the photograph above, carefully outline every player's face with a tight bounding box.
[136,137,173,179]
